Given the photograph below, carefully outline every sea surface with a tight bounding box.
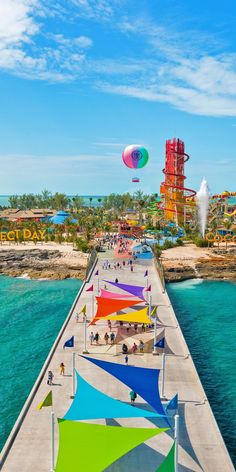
[167,279,236,467]
[0,195,105,207]
[0,276,82,451]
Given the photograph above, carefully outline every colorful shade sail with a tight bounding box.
[91,296,142,324]
[37,391,52,410]
[64,371,165,421]
[104,307,151,324]
[165,394,178,412]
[155,441,175,471]
[104,280,145,300]
[55,420,168,472]
[81,356,167,419]
[100,288,135,299]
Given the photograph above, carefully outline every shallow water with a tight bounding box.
[167,279,236,467]
[0,276,82,451]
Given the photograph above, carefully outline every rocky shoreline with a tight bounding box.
[161,246,236,283]
[0,249,87,280]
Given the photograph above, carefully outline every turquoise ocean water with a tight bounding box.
[0,276,82,451]
[167,279,236,467]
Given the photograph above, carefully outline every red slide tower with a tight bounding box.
[160,138,196,226]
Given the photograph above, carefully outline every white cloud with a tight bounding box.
[0,0,93,81]
[70,0,117,20]
[1,1,236,117]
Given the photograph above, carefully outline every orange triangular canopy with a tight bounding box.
[90,297,142,324]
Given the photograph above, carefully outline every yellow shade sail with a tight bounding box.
[104,307,151,324]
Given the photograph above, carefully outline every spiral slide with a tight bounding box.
[224,209,236,217]
[159,139,196,224]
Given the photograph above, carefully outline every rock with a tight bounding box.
[0,249,86,280]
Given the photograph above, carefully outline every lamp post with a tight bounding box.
[50,412,55,472]
[174,414,179,472]
[161,352,166,398]
[71,352,76,398]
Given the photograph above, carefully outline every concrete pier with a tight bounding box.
[1,252,234,471]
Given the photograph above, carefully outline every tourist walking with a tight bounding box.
[122,343,128,354]
[110,332,115,344]
[94,332,100,345]
[125,354,129,365]
[129,390,137,405]
[141,323,145,332]
[115,277,119,283]
[89,332,94,345]
[47,370,54,386]
[131,342,138,354]
[104,332,109,345]
[139,340,144,353]
[60,362,65,375]
[134,323,138,333]
[131,265,134,272]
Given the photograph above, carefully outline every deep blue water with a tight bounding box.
[167,279,236,467]
[0,276,82,451]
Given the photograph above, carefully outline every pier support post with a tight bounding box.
[50,412,55,472]
[82,315,89,354]
[161,352,166,398]
[174,414,179,472]
[71,352,76,398]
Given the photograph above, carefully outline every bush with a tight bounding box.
[75,237,90,253]
[162,239,175,250]
[195,237,212,247]
[176,238,184,246]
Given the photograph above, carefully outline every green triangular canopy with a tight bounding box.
[55,419,168,472]
[156,441,175,471]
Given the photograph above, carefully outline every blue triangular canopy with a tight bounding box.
[165,394,178,413]
[64,371,165,420]
[81,356,168,420]
[103,280,145,300]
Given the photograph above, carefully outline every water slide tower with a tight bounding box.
[160,138,196,226]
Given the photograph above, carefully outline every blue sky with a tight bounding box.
[0,0,236,195]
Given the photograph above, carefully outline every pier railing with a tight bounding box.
[1,255,98,467]
[86,249,98,280]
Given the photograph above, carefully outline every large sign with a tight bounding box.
[0,229,46,241]
[206,232,236,243]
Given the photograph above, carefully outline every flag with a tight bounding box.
[95,270,99,276]
[145,284,151,292]
[144,270,148,277]
[151,306,157,317]
[154,337,165,349]
[166,394,178,411]
[79,304,87,315]
[37,391,52,410]
[86,284,94,292]
[63,336,74,349]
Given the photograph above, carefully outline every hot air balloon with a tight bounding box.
[122,144,149,169]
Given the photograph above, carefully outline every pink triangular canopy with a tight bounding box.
[100,288,136,299]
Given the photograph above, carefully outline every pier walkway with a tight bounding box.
[1,250,234,471]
